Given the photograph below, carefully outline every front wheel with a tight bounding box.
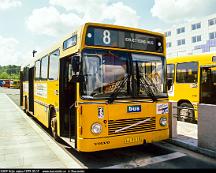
[178,102,195,123]
[51,116,58,140]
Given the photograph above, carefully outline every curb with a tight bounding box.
[5,94,85,169]
[167,139,216,159]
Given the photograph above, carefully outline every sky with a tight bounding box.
[0,0,216,66]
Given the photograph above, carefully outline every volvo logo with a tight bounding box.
[94,141,110,146]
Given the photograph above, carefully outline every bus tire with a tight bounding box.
[178,102,194,123]
[50,108,58,140]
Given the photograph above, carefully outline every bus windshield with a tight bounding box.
[81,49,166,99]
[132,54,165,98]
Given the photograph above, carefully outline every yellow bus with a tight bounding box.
[20,23,169,152]
[20,65,30,111]
[167,53,216,123]
[10,79,20,89]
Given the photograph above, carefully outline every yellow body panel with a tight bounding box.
[77,101,169,139]
[167,53,216,120]
[75,100,169,151]
[34,80,59,128]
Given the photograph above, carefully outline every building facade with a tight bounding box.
[165,13,216,58]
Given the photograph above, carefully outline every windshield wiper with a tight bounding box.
[135,62,157,102]
[107,74,129,104]
[139,76,157,102]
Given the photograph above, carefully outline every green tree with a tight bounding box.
[0,65,20,79]
[0,72,9,79]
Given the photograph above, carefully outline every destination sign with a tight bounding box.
[85,26,163,53]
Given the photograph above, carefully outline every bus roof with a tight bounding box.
[84,22,164,37]
[21,22,165,69]
[167,53,216,64]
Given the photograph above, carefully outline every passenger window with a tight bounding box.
[176,62,198,83]
[212,69,216,84]
[23,67,29,81]
[49,50,60,80]
[35,60,41,80]
[41,56,48,80]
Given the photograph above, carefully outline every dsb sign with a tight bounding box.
[127,105,141,113]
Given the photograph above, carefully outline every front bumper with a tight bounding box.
[77,129,169,152]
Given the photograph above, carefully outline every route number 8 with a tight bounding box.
[103,30,111,45]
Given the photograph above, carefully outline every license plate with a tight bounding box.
[124,137,143,144]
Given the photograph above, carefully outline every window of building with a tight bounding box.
[166,42,172,48]
[35,60,41,80]
[177,39,185,46]
[209,32,216,40]
[165,31,171,37]
[192,23,201,30]
[193,48,202,55]
[176,62,198,83]
[177,27,185,34]
[49,49,60,80]
[208,18,216,26]
[192,35,202,43]
[41,56,48,80]
[210,46,216,52]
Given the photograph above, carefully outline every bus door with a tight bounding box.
[60,56,77,145]
[167,64,175,97]
[200,66,216,104]
[28,67,34,113]
[20,71,23,106]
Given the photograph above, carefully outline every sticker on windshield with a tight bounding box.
[156,103,168,114]
[98,107,104,119]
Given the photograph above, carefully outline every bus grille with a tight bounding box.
[108,117,156,135]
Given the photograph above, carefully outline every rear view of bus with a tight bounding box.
[74,23,169,151]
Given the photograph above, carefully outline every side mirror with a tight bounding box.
[72,55,80,74]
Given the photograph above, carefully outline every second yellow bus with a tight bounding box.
[167,53,216,123]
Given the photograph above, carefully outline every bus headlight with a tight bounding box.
[160,117,167,126]
[91,123,102,134]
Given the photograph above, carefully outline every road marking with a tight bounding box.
[103,152,186,168]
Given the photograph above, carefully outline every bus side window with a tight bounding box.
[212,69,216,85]
[176,62,198,83]
[41,56,48,80]
[35,60,41,80]
[49,50,60,80]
